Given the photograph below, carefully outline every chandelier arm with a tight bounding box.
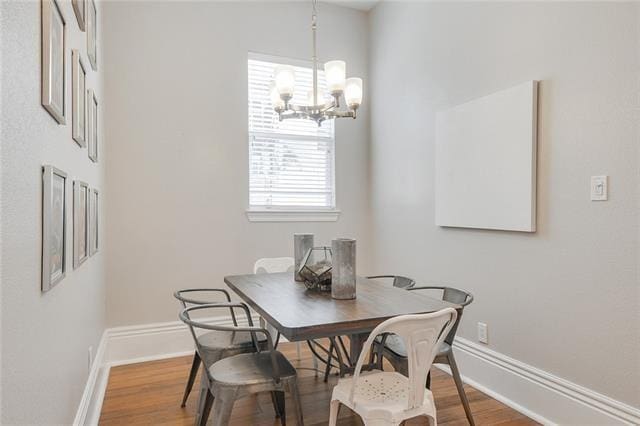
[324,109,356,119]
[320,100,338,113]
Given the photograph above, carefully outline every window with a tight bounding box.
[248,54,337,220]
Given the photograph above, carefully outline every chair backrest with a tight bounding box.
[254,257,295,274]
[350,308,457,410]
[367,275,416,289]
[408,286,473,345]
[179,304,283,382]
[174,288,238,326]
[174,288,233,308]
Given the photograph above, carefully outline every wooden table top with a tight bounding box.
[224,272,459,341]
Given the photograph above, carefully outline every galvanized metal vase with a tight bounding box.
[331,238,356,300]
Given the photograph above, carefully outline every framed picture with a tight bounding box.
[42,165,67,292]
[72,49,87,147]
[89,188,99,256]
[73,180,89,268]
[42,0,67,124]
[87,89,98,162]
[72,0,86,31]
[87,0,97,71]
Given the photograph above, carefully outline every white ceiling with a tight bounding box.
[322,0,380,12]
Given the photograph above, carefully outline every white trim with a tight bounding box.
[443,337,640,426]
[73,315,252,425]
[73,331,108,426]
[75,318,640,426]
[246,208,340,222]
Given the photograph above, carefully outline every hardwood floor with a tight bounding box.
[100,341,538,425]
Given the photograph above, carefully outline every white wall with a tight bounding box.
[0,0,106,423]
[102,1,370,326]
[369,1,640,409]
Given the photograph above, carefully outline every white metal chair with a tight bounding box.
[329,308,458,426]
[254,257,296,275]
[375,286,476,425]
[253,257,318,371]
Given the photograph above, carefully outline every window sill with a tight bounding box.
[246,209,341,222]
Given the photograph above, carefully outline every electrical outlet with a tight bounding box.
[88,346,94,372]
[477,322,488,344]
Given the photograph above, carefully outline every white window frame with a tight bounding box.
[246,52,340,222]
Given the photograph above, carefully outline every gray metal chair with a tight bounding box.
[180,303,304,426]
[373,285,475,425]
[173,288,266,408]
[367,275,416,289]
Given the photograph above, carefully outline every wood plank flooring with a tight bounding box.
[100,341,538,425]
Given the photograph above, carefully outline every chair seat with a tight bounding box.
[375,334,451,359]
[209,351,297,386]
[199,329,265,349]
[332,370,436,422]
[198,330,267,366]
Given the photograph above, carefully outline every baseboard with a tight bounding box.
[445,337,640,425]
[73,315,247,425]
[75,317,640,426]
[73,331,108,426]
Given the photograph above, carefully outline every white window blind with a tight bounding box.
[248,56,335,209]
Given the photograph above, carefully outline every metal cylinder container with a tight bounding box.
[331,238,356,299]
[294,233,314,281]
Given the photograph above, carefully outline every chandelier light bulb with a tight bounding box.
[274,65,296,99]
[270,83,285,110]
[345,77,363,109]
[324,60,346,95]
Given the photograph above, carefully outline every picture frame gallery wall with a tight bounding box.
[40,0,100,292]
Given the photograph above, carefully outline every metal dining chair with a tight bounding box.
[373,285,476,425]
[367,274,416,289]
[173,288,266,408]
[320,274,417,381]
[180,303,304,426]
[329,308,458,426]
[254,257,320,374]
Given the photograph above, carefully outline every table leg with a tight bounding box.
[324,333,375,378]
[348,333,370,368]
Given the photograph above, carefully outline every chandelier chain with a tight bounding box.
[311,0,318,106]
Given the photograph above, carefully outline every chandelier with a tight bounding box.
[270,0,363,126]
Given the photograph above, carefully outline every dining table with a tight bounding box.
[224,272,459,376]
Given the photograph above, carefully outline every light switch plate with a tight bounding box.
[591,176,608,201]
[477,322,488,344]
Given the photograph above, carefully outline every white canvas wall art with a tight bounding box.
[435,81,538,232]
